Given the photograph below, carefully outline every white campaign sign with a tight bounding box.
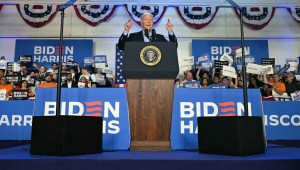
[0,60,7,69]
[0,89,7,100]
[235,47,250,57]
[261,65,274,75]
[288,62,298,72]
[222,65,237,78]
[291,91,300,101]
[220,53,233,66]
[246,63,262,75]
[183,56,194,66]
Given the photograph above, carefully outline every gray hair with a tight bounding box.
[140,13,153,22]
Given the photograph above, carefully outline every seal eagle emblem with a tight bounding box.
[140,45,161,66]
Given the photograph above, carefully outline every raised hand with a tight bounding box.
[124,19,132,31]
[166,19,173,33]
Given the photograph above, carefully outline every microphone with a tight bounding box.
[151,29,156,41]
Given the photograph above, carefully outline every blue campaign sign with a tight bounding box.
[192,40,269,69]
[170,88,263,150]
[34,88,130,150]
[183,81,201,88]
[14,39,93,69]
[263,101,300,140]
[0,100,34,140]
[94,55,107,63]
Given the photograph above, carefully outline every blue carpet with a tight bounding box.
[0,144,300,170]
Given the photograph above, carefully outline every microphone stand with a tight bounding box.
[56,0,77,116]
[226,0,249,116]
[55,9,64,116]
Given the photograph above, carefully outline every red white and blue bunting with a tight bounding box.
[287,7,300,23]
[176,6,219,29]
[234,7,276,30]
[74,5,117,27]
[3,4,298,29]
[124,4,166,26]
[16,4,60,28]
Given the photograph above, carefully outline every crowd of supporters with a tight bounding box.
[0,62,114,100]
[174,62,300,101]
[1,60,300,101]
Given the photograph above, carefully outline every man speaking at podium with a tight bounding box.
[117,13,177,51]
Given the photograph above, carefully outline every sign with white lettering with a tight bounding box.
[14,39,93,69]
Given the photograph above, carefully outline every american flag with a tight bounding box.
[114,45,127,88]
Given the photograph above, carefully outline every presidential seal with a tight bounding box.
[140,46,161,66]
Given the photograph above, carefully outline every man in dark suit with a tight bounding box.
[117,13,177,51]
[62,73,78,88]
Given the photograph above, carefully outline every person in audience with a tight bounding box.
[175,74,185,88]
[77,66,91,83]
[91,67,112,87]
[91,82,97,88]
[0,76,14,98]
[7,71,14,75]
[62,73,78,88]
[263,69,286,95]
[52,73,58,83]
[284,72,300,96]
[0,69,5,77]
[237,79,243,88]
[248,75,265,89]
[47,62,58,74]
[208,75,227,88]
[196,66,212,85]
[181,71,201,88]
[67,68,76,81]
[19,65,29,76]
[201,78,210,88]
[224,77,237,88]
[34,72,41,87]
[18,80,35,97]
[261,84,275,101]
[61,63,68,74]
[78,76,90,88]
[37,73,57,88]
[33,63,47,81]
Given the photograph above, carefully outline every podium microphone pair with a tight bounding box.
[145,29,156,42]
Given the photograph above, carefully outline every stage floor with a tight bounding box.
[0,143,300,170]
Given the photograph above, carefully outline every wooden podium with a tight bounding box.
[123,42,179,151]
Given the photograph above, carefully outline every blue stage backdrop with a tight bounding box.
[0,100,34,140]
[34,88,130,150]
[171,88,263,150]
[14,39,93,69]
[0,88,130,151]
[192,40,269,70]
[1,89,299,151]
[263,101,300,140]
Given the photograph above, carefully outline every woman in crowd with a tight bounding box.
[201,78,210,88]
[18,80,35,97]
[248,75,265,89]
